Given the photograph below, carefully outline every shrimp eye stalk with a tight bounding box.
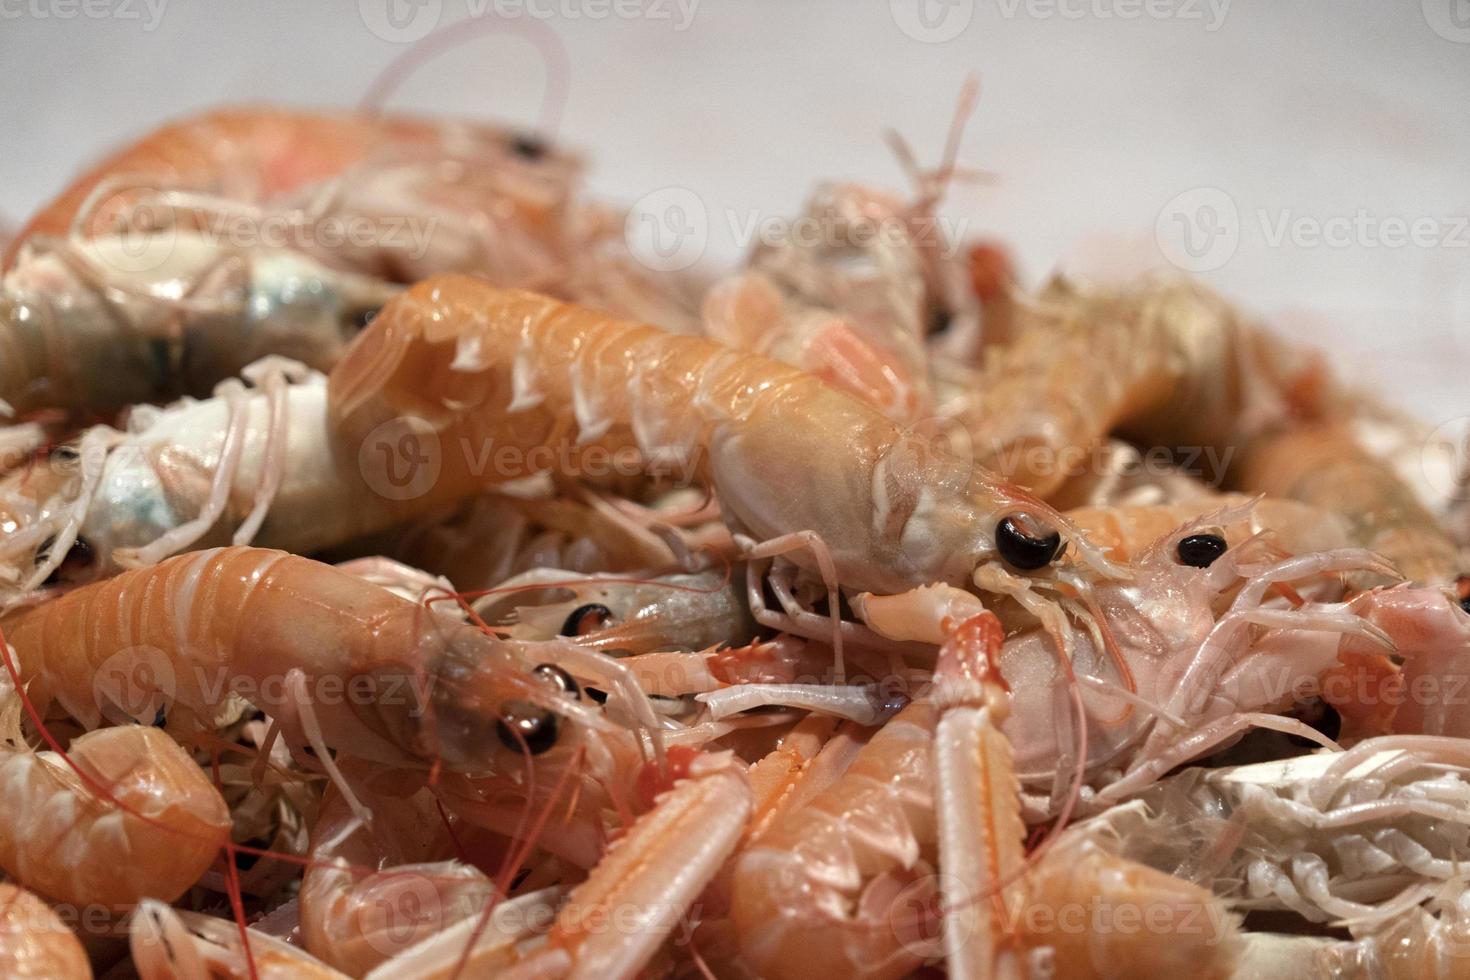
[995,514,1062,571]
[1176,533,1228,568]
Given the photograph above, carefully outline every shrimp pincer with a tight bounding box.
[329,276,1118,601]
[0,545,601,772]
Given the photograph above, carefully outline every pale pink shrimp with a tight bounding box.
[299,772,497,976]
[1347,586,1470,738]
[858,499,1397,818]
[1064,493,1352,564]
[131,899,350,979]
[0,883,92,979]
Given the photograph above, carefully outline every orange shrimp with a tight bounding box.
[727,688,942,979]
[0,546,607,774]
[949,276,1320,497]
[7,105,574,279]
[329,277,1117,603]
[1240,424,1461,585]
[0,883,92,979]
[0,679,230,908]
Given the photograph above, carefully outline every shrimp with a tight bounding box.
[328,277,1120,615]
[727,686,943,979]
[1321,885,1470,980]
[1347,586,1470,738]
[944,275,1322,497]
[703,269,930,423]
[300,771,496,976]
[707,88,981,424]
[7,105,578,284]
[1082,738,1470,927]
[0,546,609,776]
[930,612,1029,977]
[131,899,350,980]
[1,231,397,418]
[0,882,92,979]
[1014,837,1243,979]
[859,498,1396,817]
[1064,493,1352,564]
[493,749,752,980]
[1240,424,1462,585]
[0,675,230,909]
[0,362,432,595]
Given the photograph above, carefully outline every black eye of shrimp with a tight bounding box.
[36,535,95,585]
[533,663,580,700]
[351,307,381,332]
[510,132,548,160]
[995,514,1062,571]
[1176,533,1228,568]
[1459,595,1470,616]
[495,700,559,755]
[560,603,612,637]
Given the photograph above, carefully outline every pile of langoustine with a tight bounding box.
[0,103,1468,980]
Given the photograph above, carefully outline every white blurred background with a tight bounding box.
[2,0,1467,426]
